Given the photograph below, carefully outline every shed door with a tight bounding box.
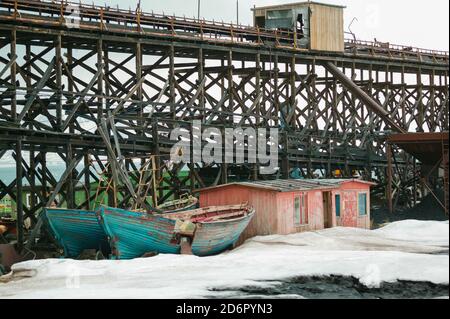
[322,191,333,228]
[342,191,358,227]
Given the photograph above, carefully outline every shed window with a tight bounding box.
[294,194,308,226]
[358,193,367,216]
[294,196,301,225]
[335,194,341,217]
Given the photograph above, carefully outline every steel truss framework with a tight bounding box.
[0,0,448,248]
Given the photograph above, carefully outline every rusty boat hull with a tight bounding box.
[44,208,110,258]
[97,205,254,259]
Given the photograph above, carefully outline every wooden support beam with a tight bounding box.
[17,58,56,123]
[387,143,393,213]
[10,28,17,122]
[198,48,205,121]
[66,143,75,209]
[169,45,176,119]
[55,34,62,128]
[98,117,155,212]
[62,65,103,131]
[0,53,17,79]
[111,75,146,116]
[97,39,104,120]
[15,139,24,251]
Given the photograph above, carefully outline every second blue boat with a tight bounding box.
[97,204,254,259]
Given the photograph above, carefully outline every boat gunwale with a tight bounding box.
[169,209,255,225]
[162,204,253,218]
[98,205,255,225]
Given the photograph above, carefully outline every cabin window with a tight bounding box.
[267,9,292,20]
[294,194,308,226]
[335,194,341,217]
[358,193,367,216]
[266,9,293,30]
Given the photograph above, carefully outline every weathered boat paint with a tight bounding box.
[98,205,254,259]
[44,208,109,258]
[97,206,179,260]
[190,214,254,256]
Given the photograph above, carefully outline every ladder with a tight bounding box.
[93,163,117,209]
[133,157,158,211]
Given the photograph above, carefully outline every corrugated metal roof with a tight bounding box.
[200,179,375,193]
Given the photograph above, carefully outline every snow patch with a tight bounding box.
[0,220,448,299]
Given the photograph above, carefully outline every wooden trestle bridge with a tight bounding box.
[0,0,448,250]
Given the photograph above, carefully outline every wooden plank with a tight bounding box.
[62,65,103,131]
[310,4,344,52]
[111,75,147,116]
[0,53,17,78]
[17,58,55,122]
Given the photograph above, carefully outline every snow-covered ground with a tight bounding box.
[0,220,448,299]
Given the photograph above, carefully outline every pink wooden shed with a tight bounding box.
[199,179,375,244]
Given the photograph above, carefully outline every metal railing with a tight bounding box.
[0,0,448,62]
[345,38,449,61]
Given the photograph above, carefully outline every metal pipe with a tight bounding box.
[325,62,406,134]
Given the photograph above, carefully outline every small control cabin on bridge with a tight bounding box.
[252,1,345,52]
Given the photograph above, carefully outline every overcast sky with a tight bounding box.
[92,0,449,51]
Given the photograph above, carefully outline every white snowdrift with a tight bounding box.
[374,220,449,246]
[251,220,449,253]
[0,220,448,299]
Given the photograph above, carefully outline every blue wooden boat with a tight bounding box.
[44,208,110,258]
[97,204,255,259]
